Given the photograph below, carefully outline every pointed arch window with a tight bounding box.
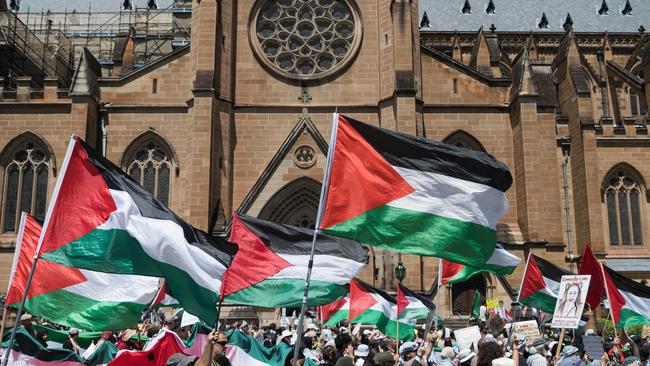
[124,137,175,207]
[2,139,51,232]
[604,169,645,246]
[442,130,487,153]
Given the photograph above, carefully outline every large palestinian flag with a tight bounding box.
[321,296,349,326]
[320,115,512,267]
[578,245,605,310]
[518,254,572,313]
[397,283,435,322]
[6,213,159,330]
[350,279,413,340]
[603,265,650,328]
[441,243,521,285]
[39,136,237,325]
[222,214,367,307]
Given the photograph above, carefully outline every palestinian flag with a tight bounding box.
[1,327,114,366]
[6,213,159,330]
[397,283,435,322]
[321,296,349,327]
[226,329,292,366]
[39,136,237,325]
[110,331,186,365]
[470,290,481,320]
[320,115,512,267]
[603,265,650,328]
[350,279,413,341]
[441,243,521,285]
[151,281,181,308]
[518,254,572,313]
[222,214,367,307]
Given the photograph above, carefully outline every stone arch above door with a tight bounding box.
[258,176,322,228]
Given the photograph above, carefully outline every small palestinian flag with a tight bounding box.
[350,279,413,341]
[110,331,186,365]
[39,136,237,325]
[226,329,293,366]
[518,254,572,313]
[397,283,435,322]
[222,214,367,307]
[6,213,159,330]
[321,296,349,327]
[470,290,481,321]
[320,115,512,267]
[441,243,521,285]
[603,265,650,328]
[151,281,181,308]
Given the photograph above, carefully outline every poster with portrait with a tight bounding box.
[550,275,591,329]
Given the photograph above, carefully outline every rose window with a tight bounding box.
[250,0,362,82]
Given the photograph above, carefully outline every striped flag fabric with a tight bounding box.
[397,283,435,322]
[222,214,367,307]
[1,327,116,366]
[38,136,237,325]
[603,265,650,328]
[151,282,181,308]
[518,254,573,313]
[321,296,349,327]
[6,213,159,330]
[441,243,521,285]
[350,279,413,341]
[470,290,481,321]
[320,115,512,267]
[226,330,292,366]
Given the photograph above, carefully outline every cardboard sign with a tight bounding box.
[454,326,482,351]
[550,275,591,329]
[582,335,604,360]
[486,297,501,310]
[505,320,541,340]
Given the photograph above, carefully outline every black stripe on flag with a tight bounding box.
[341,115,513,192]
[356,278,397,305]
[532,254,573,282]
[237,214,368,263]
[399,283,436,311]
[603,265,650,299]
[78,138,237,267]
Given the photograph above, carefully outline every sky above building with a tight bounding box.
[16,0,174,13]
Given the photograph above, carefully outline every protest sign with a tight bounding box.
[550,275,591,329]
[455,326,481,351]
[582,335,604,360]
[486,297,500,310]
[505,320,541,340]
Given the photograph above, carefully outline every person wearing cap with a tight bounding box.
[354,344,369,366]
[19,313,37,338]
[526,338,549,366]
[279,329,292,345]
[402,341,424,366]
[459,348,477,366]
[63,328,82,354]
[557,346,585,366]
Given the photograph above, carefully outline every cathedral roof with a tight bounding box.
[13,0,173,12]
[419,0,649,33]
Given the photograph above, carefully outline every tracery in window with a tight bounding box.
[605,168,645,246]
[124,137,175,207]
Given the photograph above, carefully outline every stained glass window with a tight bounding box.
[605,169,644,246]
[126,141,173,207]
[2,140,51,232]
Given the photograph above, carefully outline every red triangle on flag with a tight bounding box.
[578,245,605,310]
[320,115,415,229]
[350,279,378,321]
[441,260,464,285]
[603,268,626,325]
[7,215,86,305]
[397,284,410,318]
[221,214,292,298]
[40,138,117,254]
[518,256,546,301]
[322,297,347,324]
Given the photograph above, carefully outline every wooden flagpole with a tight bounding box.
[433,258,442,336]
[2,136,77,366]
[291,111,339,366]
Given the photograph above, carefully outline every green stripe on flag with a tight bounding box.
[519,291,557,314]
[617,308,650,329]
[227,329,292,366]
[224,279,347,307]
[323,205,495,267]
[352,309,414,341]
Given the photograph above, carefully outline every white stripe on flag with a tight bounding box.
[65,269,158,304]
[272,254,366,285]
[621,290,650,317]
[226,346,272,366]
[486,247,521,267]
[388,167,508,229]
[97,190,227,293]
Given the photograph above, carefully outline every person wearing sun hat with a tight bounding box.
[354,344,369,366]
[459,348,477,366]
[557,346,585,366]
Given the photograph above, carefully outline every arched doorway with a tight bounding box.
[258,176,321,228]
[451,274,487,315]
